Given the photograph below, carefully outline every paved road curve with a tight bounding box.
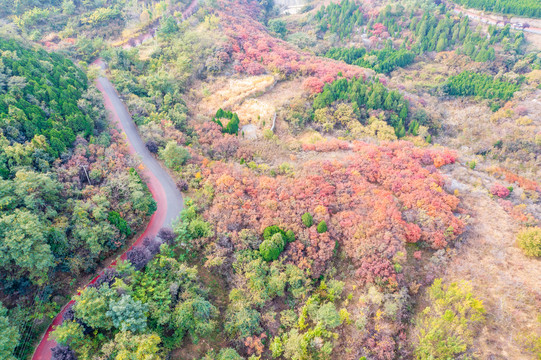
[32,61,183,360]
[450,4,541,35]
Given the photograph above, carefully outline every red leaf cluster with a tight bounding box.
[371,22,388,36]
[490,183,510,198]
[216,0,368,92]
[489,166,540,192]
[201,141,463,282]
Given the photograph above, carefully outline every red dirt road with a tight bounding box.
[31,61,183,360]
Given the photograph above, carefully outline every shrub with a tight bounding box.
[317,220,327,233]
[174,296,218,344]
[269,19,287,39]
[414,279,485,360]
[516,227,541,257]
[270,336,284,358]
[95,268,119,288]
[285,229,296,243]
[0,302,19,359]
[159,16,179,36]
[519,333,541,359]
[51,321,85,347]
[142,236,162,256]
[51,345,77,360]
[72,286,116,330]
[126,246,152,271]
[102,332,161,359]
[108,211,131,237]
[177,180,189,191]
[491,183,510,198]
[62,304,75,322]
[202,348,244,360]
[224,306,262,338]
[160,141,191,171]
[263,225,286,241]
[515,105,528,116]
[302,212,313,227]
[315,302,342,329]
[188,219,214,239]
[158,228,176,245]
[106,294,148,332]
[212,109,240,135]
[260,233,285,261]
[145,140,159,154]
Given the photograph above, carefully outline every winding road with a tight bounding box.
[448,2,541,35]
[31,61,183,360]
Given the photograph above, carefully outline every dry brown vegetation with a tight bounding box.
[440,164,541,359]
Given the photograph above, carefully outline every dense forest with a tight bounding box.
[311,77,420,138]
[316,1,524,78]
[0,38,92,158]
[325,46,416,74]
[0,37,155,359]
[51,245,218,360]
[444,71,521,101]
[453,0,541,18]
[314,0,365,39]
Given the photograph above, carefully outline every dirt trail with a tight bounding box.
[443,165,541,359]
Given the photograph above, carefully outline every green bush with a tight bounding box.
[108,211,132,237]
[414,279,485,359]
[285,229,296,243]
[0,38,90,157]
[517,227,541,257]
[159,16,179,36]
[159,141,191,171]
[263,225,287,241]
[312,77,411,136]
[212,108,240,135]
[302,212,313,227]
[268,19,287,39]
[315,302,342,329]
[325,46,415,74]
[260,233,285,261]
[106,294,148,333]
[224,305,262,338]
[453,0,541,18]
[174,295,218,344]
[317,220,327,233]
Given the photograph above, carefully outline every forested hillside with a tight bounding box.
[453,0,541,18]
[1,0,541,359]
[314,0,525,71]
[0,38,155,359]
[0,38,92,158]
